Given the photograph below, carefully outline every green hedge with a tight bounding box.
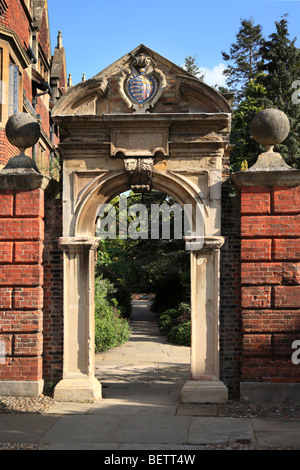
[95,312,131,352]
[167,321,191,346]
[158,303,191,346]
[94,276,131,352]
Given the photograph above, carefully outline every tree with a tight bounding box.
[229,78,271,170]
[183,55,205,81]
[257,15,300,167]
[221,17,264,98]
[222,15,300,169]
[96,191,190,312]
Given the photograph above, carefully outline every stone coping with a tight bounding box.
[231,169,300,189]
[0,168,60,195]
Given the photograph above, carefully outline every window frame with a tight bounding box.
[8,62,19,116]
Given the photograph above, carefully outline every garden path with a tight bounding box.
[95,298,191,402]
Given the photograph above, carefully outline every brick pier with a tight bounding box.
[0,184,47,396]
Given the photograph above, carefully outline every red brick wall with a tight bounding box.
[42,194,63,388]
[0,129,20,166]
[0,1,52,170]
[220,181,242,398]
[37,9,50,60]
[240,185,300,384]
[0,188,44,383]
[4,0,30,49]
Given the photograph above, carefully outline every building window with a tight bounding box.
[9,63,19,115]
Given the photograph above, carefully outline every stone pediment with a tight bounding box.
[52,44,231,116]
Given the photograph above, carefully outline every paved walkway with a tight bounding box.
[0,299,300,451]
[95,298,191,403]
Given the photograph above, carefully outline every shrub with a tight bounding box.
[167,321,191,346]
[95,310,131,352]
[176,303,191,324]
[94,276,131,352]
[158,308,182,334]
[97,264,132,319]
[114,281,132,319]
[158,313,174,335]
[158,302,191,346]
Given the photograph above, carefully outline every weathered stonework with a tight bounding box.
[51,44,232,403]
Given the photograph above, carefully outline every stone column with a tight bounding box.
[53,237,102,402]
[181,236,228,403]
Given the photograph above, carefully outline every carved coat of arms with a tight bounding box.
[127,71,156,106]
[118,52,166,113]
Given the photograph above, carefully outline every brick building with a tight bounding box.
[0,0,67,397]
[0,0,67,177]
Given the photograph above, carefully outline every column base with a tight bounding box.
[181,379,228,403]
[54,376,102,403]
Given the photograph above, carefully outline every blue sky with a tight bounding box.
[48,0,300,87]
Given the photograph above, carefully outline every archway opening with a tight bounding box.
[93,188,192,400]
[54,169,228,404]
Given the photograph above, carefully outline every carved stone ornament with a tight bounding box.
[118,52,167,113]
[124,157,154,192]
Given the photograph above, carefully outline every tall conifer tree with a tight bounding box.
[222,15,300,169]
[221,17,263,98]
[229,79,271,170]
[183,55,205,80]
[257,15,300,167]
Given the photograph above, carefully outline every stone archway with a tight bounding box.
[52,44,231,403]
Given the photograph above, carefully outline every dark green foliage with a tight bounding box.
[229,78,272,170]
[95,191,191,350]
[158,308,181,334]
[167,322,191,346]
[158,313,175,335]
[222,15,300,170]
[151,270,186,314]
[158,303,191,346]
[97,191,190,310]
[222,17,264,98]
[257,16,300,168]
[94,276,131,352]
[96,261,132,319]
[183,55,205,80]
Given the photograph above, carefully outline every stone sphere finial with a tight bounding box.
[5,113,40,151]
[248,108,292,172]
[4,113,40,171]
[250,108,290,152]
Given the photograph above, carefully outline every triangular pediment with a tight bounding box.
[92,44,193,80]
[52,44,231,116]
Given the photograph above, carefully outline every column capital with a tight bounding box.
[59,236,99,252]
[184,235,225,253]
